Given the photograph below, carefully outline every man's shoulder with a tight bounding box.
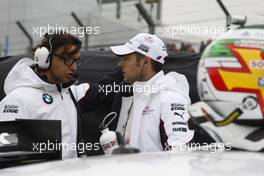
[159,90,189,104]
[0,87,38,120]
[8,87,41,95]
[6,87,46,103]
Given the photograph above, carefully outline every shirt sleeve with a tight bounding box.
[0,94,33,121]
[70,83,90,101]
[160,92,194,150]
[76,67,126,113]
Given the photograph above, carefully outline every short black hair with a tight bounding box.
[32,31,82,55]
[151,59,164,73]
[134,52,164,73]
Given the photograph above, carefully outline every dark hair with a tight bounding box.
[134,52,164,73]
[151,59,164,73]
[32,31,82,55]
[134,52,145,66]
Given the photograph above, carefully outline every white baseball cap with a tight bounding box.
[110,33,168,64]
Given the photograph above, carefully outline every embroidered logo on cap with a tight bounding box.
[138,44,149,53]
[144,36,154,43]
[156,56,162,60]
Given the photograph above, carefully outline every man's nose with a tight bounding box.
[118,61,122,67]
[70,62,77,71]
[118,59,124,67]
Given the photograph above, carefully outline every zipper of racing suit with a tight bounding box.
[122,99,134,139]
[68,88,87,157]
[57,84,63,99]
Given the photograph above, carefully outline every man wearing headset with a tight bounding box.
[0,32,93,159]
[110,33,194,151]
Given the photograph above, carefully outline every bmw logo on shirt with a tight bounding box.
[42,93,53,104]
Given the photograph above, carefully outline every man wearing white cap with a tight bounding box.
[110,33,194,151]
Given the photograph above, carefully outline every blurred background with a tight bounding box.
[0,0,263,56]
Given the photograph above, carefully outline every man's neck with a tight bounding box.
[38,69,58,84]
[142,69,157,82]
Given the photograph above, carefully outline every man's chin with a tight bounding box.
[124,78,135,84]
[124,78,130,83]
[62,77,72,84]
[65,75,74,82]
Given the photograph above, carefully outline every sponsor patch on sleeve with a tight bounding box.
[170,103,185,111]
[170,103,186,119]
[2,104,19,113]
[172,127,187,132]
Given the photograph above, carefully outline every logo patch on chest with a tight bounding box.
[42,93,53,104]
[142,106,154,115]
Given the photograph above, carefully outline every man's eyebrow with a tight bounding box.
[75,56,81,60]
[66,47,79,55]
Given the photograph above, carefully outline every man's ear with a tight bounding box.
[144,57,151,66]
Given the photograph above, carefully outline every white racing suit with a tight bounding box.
[0,58,89,159]
[116,71,194,151]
